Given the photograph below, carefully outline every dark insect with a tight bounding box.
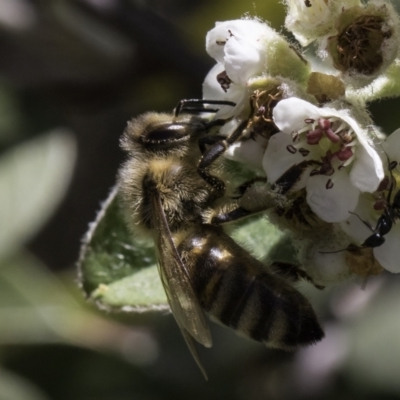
[349,160,400,249]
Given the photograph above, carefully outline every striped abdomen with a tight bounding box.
[177,225,324,349]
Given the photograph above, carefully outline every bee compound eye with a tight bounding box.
[141,123,191,146]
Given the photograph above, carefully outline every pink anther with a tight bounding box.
[336,146,353,161]
[325,128,341,143]
[306,129,323,144]
[318,118,331,130]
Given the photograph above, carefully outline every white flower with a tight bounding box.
[382,128,400,170]
[295,226,355,285]
[224,123,269,170]
[320,1,400,89]
[340,128,400,273]
[284,0,362,46]
[373,225,400,273]
[284,0,334,46]
[202,63,247,119]
[340,196,400,273]
[263,98,384,223]
[206,19,277,86]
[203,19,312,119]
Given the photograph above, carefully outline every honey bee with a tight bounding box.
[118,110,324,378]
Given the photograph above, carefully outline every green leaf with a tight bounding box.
[0,368,50,400]
[79,186,297,312]
[0,130,76,259]
[78,186,167,311]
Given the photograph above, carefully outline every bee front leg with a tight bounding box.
[198,135,226,154]
[198,119,249,195]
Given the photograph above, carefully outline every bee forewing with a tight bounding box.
[153,194,212,348]
[179,326,208,380]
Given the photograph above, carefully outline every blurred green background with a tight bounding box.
[3,0,400,399]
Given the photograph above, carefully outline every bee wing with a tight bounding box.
[152,193,212,349]
[179,323,208,380]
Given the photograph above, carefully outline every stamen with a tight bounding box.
[325,167,335,176]
[325,127,341,143]
[319,163,334,176]
[304,118,315,124]
[342,156,355,167]
[286,145,297,154]
[374,198,386,210]
[377,176,389,192]
[326,179,334,189]
[217,71,232,92]
[337,130,353,144]
[306,128,323,144]
[334,121,347,133]
[298,148,310,156]
[336,146,353,161]
[346,140,357,147]
[310,169,320,176]
[318,118,331,130]
[257,106,266,116]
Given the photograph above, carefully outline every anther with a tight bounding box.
[326,179,334,189]
[336,146,353,161]
[298,148,310,157]
[318,118,331,130]
[389,160,398,171]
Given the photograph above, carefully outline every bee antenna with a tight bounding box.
[174,99,236,117]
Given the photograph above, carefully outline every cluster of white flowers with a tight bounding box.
[200,1,400,284]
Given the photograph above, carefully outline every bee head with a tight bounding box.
[121,112,207,154]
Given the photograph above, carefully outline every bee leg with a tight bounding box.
[211,206,257,224]
[211,179,278,224]
[197,119,249,195]
[198,135,226,154]
[232,177,268,199]
[271,262,325,290]
[273,159,321,195]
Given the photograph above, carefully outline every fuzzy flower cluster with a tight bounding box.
[200,1,400,284]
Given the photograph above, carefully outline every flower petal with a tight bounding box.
[273,98,320,133]
[319,108,384,193]
[349,143,384,193]
[224,35,265,84]
[373,224,400,273]
[202,63,227,99]
[225,134,268,169]
[383,128,400,166]
[306,170,360,222]
[339,194,375,243]
[206,19,274,66]
[262,132,304,183]
[202,63,245,118]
